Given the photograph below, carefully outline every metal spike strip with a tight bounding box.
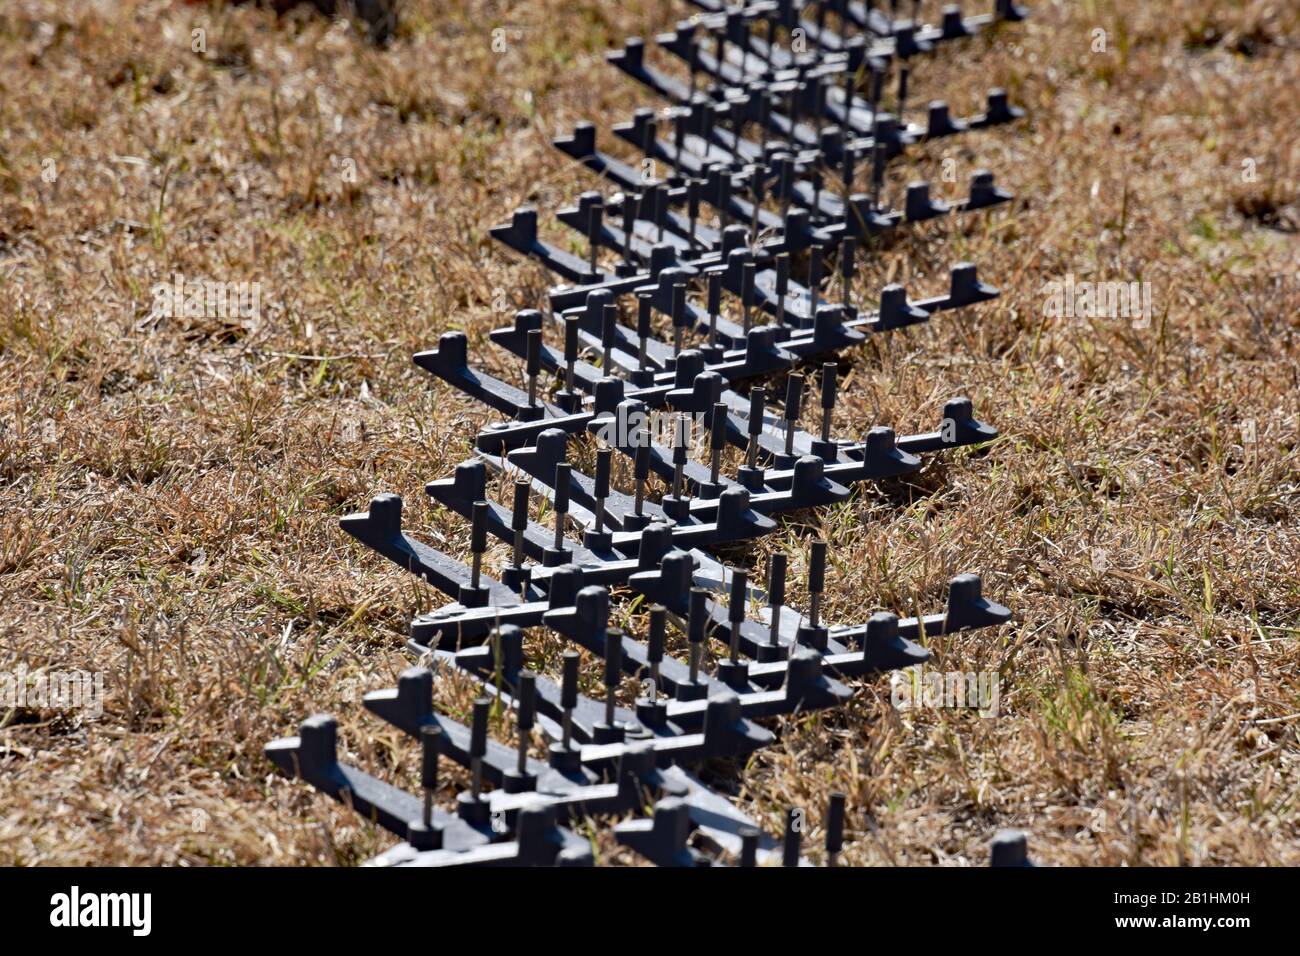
[498,0,1024,319]
[266,0,1027,867]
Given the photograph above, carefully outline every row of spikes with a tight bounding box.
[510,0,1024,298]
[269,706,1033,865]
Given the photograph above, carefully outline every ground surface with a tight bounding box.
[1,0,1297,866]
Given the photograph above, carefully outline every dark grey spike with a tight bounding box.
[783,807,801,866]
[826,791,846,866]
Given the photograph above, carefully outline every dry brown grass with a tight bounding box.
[0,0,1297,866]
